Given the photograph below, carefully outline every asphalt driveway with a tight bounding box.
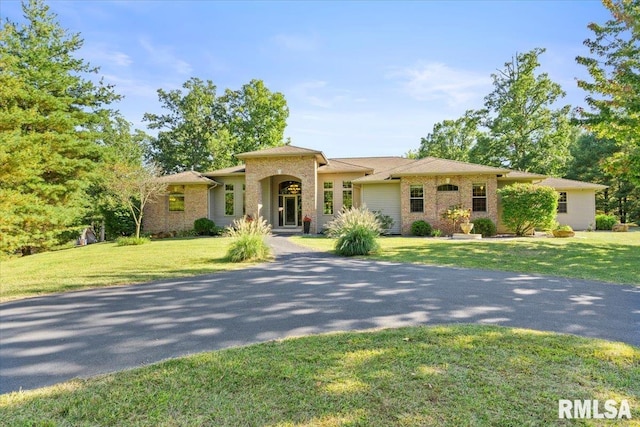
[1,236,638,394]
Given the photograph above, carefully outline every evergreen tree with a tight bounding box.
[0,0,119,254]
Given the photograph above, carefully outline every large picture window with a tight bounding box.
[472,183,487,212]
[324,182,334,215]
[343,181,353,210]
[410,185,424,213]
[168,186,185,212]
[557,192,567,213]
[225,184,234,216]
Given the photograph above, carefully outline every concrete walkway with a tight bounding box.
[1,236,638,394]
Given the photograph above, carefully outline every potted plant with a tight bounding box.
[442,205,473,235]
[303,215,312,234]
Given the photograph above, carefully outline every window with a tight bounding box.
[437,184,459,192]
[242,184,246,215]
[343,181,353,209]
[168,186,185,212]
[472,183,487,212]
[558,192,567,213]
[225,184,234,216]
[323,182,333,215]
[410,185,424,213]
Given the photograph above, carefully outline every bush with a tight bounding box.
[595,214,617,230]
[194,218,216,236]
[373,210,394,235]
[411,220,432,237]
[115,236,150,246]
[326,206,382,256]
[498,184,558,236]
[471,218,497,237]
[225,216,271,262]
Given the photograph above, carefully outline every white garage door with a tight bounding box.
[362,183,401,234]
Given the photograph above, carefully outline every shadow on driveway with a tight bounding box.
[1,238,639,394]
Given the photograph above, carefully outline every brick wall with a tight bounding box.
[244,156,319,232]
[400,175,499,235]
[143,184,209,234]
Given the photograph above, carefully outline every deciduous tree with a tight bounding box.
[470,48,574,175]
[416,110,483,162]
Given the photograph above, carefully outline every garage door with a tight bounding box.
[361,183,401,234]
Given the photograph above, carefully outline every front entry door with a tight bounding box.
[283,196,298,226]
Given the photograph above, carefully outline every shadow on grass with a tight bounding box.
[1,325,637,426]
[380,240,639,284]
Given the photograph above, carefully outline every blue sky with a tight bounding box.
[2,0,611,158]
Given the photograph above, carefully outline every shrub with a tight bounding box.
[498,184,558,236]
[373,210,395,235]
[326,206,382,256]
[225,216,271,262]
[194,218,216,236]
[411,220,432,237]
[472,218,497,237]
[115,236,150,246]
[595,214,617,230]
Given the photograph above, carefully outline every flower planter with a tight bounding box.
[460,222,474,235]
[303,221,311,234]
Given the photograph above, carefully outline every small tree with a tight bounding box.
[498,184,558,236]
[105,163,166,239]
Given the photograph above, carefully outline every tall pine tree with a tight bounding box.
[0,0,119,254]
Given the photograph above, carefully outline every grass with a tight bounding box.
[0,237,249,302]
[292,230,640,285]
[0,325,637,426]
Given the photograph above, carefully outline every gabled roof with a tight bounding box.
[499,170,548,180]
[158,170,221,186]
[352,156,510,183]
[204,164,246,177]
[318,159,373,174]
[236,144,328,165]
[538,177,608,190]
[391,157,511,176]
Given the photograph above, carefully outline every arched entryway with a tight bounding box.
[278,180,302,227]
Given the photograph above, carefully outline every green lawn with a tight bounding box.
[1,325,637,426]
[0,237,251,302]
[292,230,640,285]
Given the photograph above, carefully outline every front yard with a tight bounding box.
[292,230,640,285]
[1,325,637,425]
[0,237,245,303]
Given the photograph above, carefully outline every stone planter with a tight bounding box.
[552,229,575,238]
[460,222,474,234]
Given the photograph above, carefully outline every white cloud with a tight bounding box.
[390,62,491,107]
[82,42,132,68]
[139,37,192,75]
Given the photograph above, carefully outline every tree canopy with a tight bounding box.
[144,78,289,173]
[0,0,118,254]
[576,0,640,187]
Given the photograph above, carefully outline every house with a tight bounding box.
[143,145,607,235]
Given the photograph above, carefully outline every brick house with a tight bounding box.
[143,145,607,235]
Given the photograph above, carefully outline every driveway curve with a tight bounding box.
[1,236,638,394]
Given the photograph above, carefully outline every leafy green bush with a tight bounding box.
[411,220,432,237]
[556,224,573,232]
[373,210,395,235]
[194,218,216,236]
[498,184,558,236]
[225,216,271,262]
[595,214,617,230]
[115,236,150,246]
[326,206,382,256]
[472,217,497,237]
